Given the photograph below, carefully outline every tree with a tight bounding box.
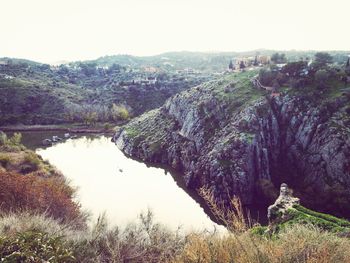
[346,57,350,67]
[79,62,97,77]
[228,60,234,70]
[110,104,130,121]
[239,61,246,69]
[315,69,329,88]
[83,111,98,126]
[314,52,333,67]
[258,68,278,86]
[108,63,121,74]
[253,56,258,66]
[271,53,287,64]
[9,132,22,145]
[281,61,308,77]
[280,53,286,63]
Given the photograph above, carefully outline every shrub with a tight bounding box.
[175,224,350,263]
[8,132,22,145]
[103,122,112,130]
[199,187,249,233]
[0,171,81,224]
[258,68,278,86]
[110,103,130,121]
[0,132,23,152]
[0,153,11,168]
[0,230,75,262]
[21,151,42,173]
[315,69,330,88]
[0,131,7,145]
[72,210,185,262]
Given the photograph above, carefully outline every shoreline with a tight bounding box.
[0,124,119,135]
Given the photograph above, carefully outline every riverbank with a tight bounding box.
[0,123,121,135]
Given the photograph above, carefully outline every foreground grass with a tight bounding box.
[1,212,350,263]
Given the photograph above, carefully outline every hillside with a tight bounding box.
[0,57,212,125]
[1,51,349,126]
[115,63,350,219]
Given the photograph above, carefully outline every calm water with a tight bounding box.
[30,134,224,232]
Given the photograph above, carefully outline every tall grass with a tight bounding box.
[0,170,83,225]
[1,211,350,263]
[174,224,350,263]
[199,187,250,233]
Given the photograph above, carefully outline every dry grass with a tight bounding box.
[199,187,250,233]
[173,224,350,263]
[0,170,83,225]
[1,210,350,262]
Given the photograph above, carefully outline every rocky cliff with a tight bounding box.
[114,71,350,218]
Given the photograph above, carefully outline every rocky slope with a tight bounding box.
[114,71,350,218]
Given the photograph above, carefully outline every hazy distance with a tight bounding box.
[1,0,349,63]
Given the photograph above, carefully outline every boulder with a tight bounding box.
[267,183,300,223]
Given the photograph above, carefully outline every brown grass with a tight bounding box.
[199,187,250,233]
[1,209,350,262]
[0,170,82,225]
[173,224,350,263]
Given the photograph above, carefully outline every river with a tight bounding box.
[15,131,224,232]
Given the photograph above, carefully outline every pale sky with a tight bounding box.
[0,0,349,63]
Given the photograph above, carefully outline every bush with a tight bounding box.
[72,211,185,262]
[0,131,7,145]
[258,68,278,86]
[110,103,130,121]
[315,69,330,88]
[0,171,81,223]
[21,151,42,173]
[0,230,75,262]
[0,132,23,152]
[0,153,11,168]
[9,132,22,145]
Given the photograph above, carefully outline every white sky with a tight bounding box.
[0,0,349,63]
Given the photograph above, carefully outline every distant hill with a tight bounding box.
[1,50,349,125]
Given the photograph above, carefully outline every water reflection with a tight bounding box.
[36,136,225,232]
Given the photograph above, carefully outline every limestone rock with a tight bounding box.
[267,183,300,222]
[114,74,350,218]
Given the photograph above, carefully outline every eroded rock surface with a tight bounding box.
[115,72,350,218]
[267,183,300,222]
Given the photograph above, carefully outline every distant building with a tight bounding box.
[257,55,271,65]
[233,55,270,69]
[143,66,158,73]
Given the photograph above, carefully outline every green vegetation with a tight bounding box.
[271,52,287,64]
[1,196,350,262]
[0,56,210,126]
[282,205,350,231]
[111,103,130,121]
[0,231,75,262]
[0,132,83,225]
[215,70,265,108]
[0,154,10,167]
[1,50,349,126]
[259,52,350,95]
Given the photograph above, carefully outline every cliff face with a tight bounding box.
[115,72,350,218]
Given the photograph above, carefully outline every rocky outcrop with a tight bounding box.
[114,72,350,218]
[263,183,350,234]
[267,183,300,222]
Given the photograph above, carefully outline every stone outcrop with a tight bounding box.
[267,183,300,222]
[114,73,350,218]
